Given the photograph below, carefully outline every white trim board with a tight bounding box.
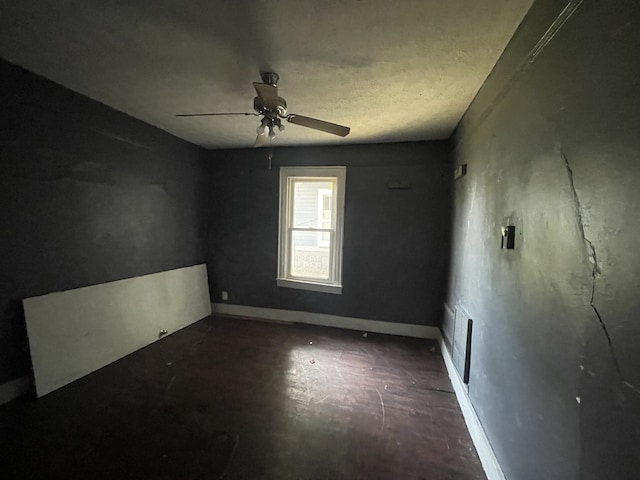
[212,303,440,339]
[0,375,31,405]
[439,336,506,480]
[24,264,212,397]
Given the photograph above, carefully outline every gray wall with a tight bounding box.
[0,59,208,387]
[448,0,640,478]
[207,142,451,325]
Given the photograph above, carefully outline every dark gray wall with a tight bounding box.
[0,59,208,386]
[207,142,451,325]
[448,0,640,479]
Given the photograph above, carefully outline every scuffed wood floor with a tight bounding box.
[0,315,485,479]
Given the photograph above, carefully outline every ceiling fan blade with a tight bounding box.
[285,114,350,137]
[176,112,258,117]
[253,82,279,111]
[254,132,271,148]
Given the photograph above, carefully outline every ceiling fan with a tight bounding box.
[176,72,350,147]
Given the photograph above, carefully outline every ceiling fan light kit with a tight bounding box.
[177,72,350,147]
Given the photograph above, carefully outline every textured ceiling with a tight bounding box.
[0,0,533,149]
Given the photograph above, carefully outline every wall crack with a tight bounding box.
[560,150,636,393]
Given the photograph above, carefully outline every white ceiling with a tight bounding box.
[0,0,533,149]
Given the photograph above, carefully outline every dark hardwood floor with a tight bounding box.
[0,315,485,479]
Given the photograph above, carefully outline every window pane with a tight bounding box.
[277,166,345,293]
[292,179,334,229]
[290,230,331,280]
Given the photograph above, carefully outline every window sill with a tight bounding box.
[276,278,342,295]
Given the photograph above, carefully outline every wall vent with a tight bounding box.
[452,306,473,385]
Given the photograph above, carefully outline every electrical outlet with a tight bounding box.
[221,291,228,301]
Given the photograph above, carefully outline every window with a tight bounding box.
[277,166,346,294]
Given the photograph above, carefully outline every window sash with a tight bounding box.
[278,166,345,293]
[286,229,335,282]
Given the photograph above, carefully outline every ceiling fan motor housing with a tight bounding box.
[253,95,288,117]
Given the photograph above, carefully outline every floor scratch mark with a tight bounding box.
[361,346,375,365]
[375,388,386,432]
[189,323,213,356]
[405,369,418,384]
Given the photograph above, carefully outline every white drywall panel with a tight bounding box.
[23,264,211,397]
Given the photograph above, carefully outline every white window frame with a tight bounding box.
[317,188,332,248]
[277,166,346,295]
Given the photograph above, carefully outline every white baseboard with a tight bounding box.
[212,303,440,339]
[0,375,31,405]
[439,336,506,480]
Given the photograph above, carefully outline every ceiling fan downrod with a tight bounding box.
[260,71,279,86]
